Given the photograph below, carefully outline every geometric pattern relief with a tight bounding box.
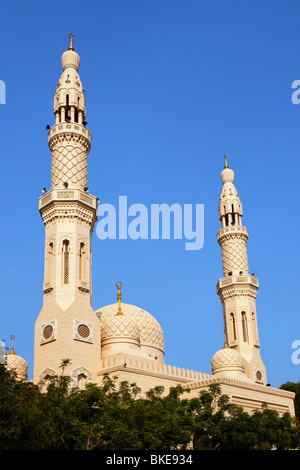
[50,134,90,188]
[211,347,244,372]
[100,311,140,340]
[221,237,249,275]
[133,308,165,350]
[73,319,93,343]
[97,303,165,352]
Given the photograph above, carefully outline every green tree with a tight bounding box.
[38,358,81,450]
[188,383,300,450]
[0,364,44,449]
[1,363,299,450]
[280,381,300,419]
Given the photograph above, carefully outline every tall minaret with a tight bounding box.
[216,156,267,384]
[34,35,100,387]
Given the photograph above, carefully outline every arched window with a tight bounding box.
[252,312,258,343]
[79,242,86,281]
[231,204,235,225]
[71,367,92,389]
[242,312,249,343]
[48,242,53,280]
[230,312,236,341]
[65,93,70,121]
[62,240,70,285]
[77,373,88,390]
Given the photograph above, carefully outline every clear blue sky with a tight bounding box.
[0,0,299,388]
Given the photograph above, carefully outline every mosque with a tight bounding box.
[5,35,295,416]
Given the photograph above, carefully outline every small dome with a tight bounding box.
[61,50,80,72]
[6,353,28,381]
[211,346,247,380]
[221,168,235,185]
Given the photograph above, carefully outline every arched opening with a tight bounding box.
[65,94,70,121]
[77,373,88,390]
[231,204,235,225]
[71,367,92,389]
[242,312,249,343]
[230,312,236,341]
[79,242,86,281]
[62,240,70,285]
[252,312,258,343]
[48,242,53,281]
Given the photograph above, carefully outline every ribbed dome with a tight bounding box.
[6,353,28,381]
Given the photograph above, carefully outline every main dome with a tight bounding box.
[100,310,140,341]
[96,303,165,362]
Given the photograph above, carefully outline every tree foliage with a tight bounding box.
[280,381,300,419]
[0,362,299,450]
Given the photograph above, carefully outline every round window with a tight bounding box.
[43,324,54,340]
[256,370,262,381]
[77,323,90,338]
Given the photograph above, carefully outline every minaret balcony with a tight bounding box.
[39,188,97,211]
[217,224,248,242]
[48,122,91,146]
[216,274,259,302]
[217,273,259,290]
[39,188,98,229]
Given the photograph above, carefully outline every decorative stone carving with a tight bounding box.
[40,320,56,344]
[100,311,140,341]
[97,303,164,353]
[211,347,245,377]
[74,319,93,343]
[49,132,90,189]
[218,230,249,276]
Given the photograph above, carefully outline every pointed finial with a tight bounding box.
[8,335,16,355]
[223,155,229,169]
[116,281,123,315]
[68,33,75,51]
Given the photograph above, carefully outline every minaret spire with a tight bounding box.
[68,33,75,51]
[116,281,123,316]
[216,158,267,384]
[223,154,229,169]
[8,335,15,355]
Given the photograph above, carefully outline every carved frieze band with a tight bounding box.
[40,203,96,228]
[217,285,258,301]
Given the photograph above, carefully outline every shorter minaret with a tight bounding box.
[216,156,267,384]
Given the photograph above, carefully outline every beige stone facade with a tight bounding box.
[27,38,296,415]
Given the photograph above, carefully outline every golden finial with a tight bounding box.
[116,281,123,315]
[68,33,75,51]
[223,154,229,169]
[8,335,16,355]
[223,329,229,349]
